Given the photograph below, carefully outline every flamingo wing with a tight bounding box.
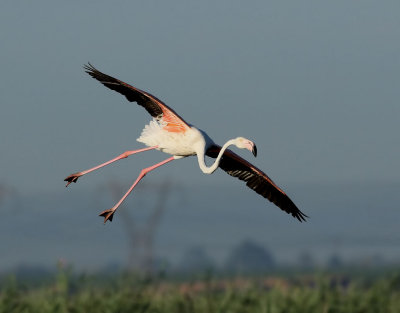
[206,145,307,222]
[84,63,189,133]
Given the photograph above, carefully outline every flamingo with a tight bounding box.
[65,64,307,223]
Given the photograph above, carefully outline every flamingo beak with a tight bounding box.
[252,144,257,157]
[251,142,257,157]
[245,141,257,157]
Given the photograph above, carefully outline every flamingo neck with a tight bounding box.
[197,139,237,174]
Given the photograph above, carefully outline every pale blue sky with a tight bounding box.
[1,0,399,196]
[1,1,400,270]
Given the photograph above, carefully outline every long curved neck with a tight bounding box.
[197,139,237,174]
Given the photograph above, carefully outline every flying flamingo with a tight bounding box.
[65,64,307,223]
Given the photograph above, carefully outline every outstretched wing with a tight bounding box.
[206,145,307,222]
[84,63,190,133]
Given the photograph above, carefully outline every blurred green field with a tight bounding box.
[1,269,400,313]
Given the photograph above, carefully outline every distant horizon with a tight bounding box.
[2,180,399,271]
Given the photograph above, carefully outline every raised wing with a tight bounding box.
[84,63,190,133]
[206,145,307,222]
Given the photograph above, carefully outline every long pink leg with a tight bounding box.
[64,146,158,187]
[99,156,175,223]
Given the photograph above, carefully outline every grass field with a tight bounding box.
[1,269,400,313]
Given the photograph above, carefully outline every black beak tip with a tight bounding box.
[252,145,257,157]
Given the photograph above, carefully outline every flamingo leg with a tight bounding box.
[64,146,158,187]
[99,156,175,223]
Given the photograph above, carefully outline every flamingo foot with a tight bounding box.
[64,172,83,187]
[99,209,115,223]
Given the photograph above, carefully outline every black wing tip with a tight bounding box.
[287,197,308,222]
[83,62,99,77]
[279,195,308,222]
[293,210,308,222]
[83,63,117,86]
[83,62,95,70]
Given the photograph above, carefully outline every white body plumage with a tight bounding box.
[137,119,214,158]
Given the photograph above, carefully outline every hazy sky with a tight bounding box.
[1,1,400,270]
[1,1,399,196]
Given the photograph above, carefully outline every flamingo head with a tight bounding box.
[235,137,257,157]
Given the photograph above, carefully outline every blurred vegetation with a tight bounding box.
[1,265,400,313]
